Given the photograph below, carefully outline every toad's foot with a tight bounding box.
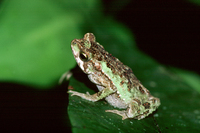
[105,110,129,120]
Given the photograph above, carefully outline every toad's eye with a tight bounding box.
[80,51,89,62]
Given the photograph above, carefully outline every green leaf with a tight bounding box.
[170,67,200,93]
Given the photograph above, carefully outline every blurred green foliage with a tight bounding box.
[0,0,200,132]
[188,0,200,5]
[0,0,89,87]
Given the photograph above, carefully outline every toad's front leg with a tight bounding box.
[68,87,115,102]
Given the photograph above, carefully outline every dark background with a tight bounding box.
[103,0,200,74]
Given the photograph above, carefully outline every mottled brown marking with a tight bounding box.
[83,63,88,71]
[151,99,156,104]
[123,72,128,79]
[106,62,110,68]
[134,99,141,106]
[143,110,149,115]
[112,69,115,73]
[127,85,131,89]
[143,102,150,109]
[96,65,101,71]
[146,90,150,95]
[98,56,102,61]
[137,110,141,114]
[97,91,102,97]
[68,86,74,90]
[134,110,149,119]
[139,86,145,94]
[127,68,132,74]
[127,81,132,89]
[86,33,96,42]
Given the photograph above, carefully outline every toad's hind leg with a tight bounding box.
[105,102,140,120]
